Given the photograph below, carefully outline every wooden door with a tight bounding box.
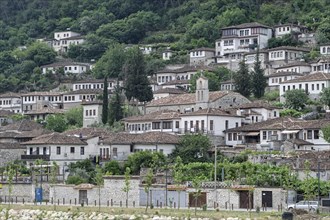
[239,191,253,209]
[189,192,206,207]
[79,190,87,204]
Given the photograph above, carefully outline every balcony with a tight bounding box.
[21,154,50,161]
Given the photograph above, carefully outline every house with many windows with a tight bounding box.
[52,31,85,54]
[82,100,103,128]
[0,93,21,113]
[72,78,122,92]
[267,46,310,69]
[21,92,64,113]
[41,61,92,75]
[320,43,330,56]
[268,71,303,90]
[274,24,307,38]
[274,62,311,74]
[279,72,330,102]
[310,59,330,74]
[62,89,103,110]
[189,47,215,66]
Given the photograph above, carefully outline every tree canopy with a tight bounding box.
[284,89,309,110]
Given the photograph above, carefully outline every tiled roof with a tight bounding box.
[0,110,15,117]
[123,110,181,122]
[0,92,21,98]
[102,132,179,145]
[190,47,215,52]
[226,117,304,132]
[147,91,240,107]
[269,71,303,77]
[63,127,109,139]
[221,22,270,30]
[40,61,90,68]
[236,101,282,110]
[161,80,190,86]
[286,139,313,146]
[181,108,240,117]
[157,65,214,74]
[0,143,24,149]
[23,132,87,145]
[15,129,52,139]
[64,89,104,95]
[274,61,310,69]
[24,108,65,115]
[280,72,330,84]
[153,88,187,95]
[0,120,44,131]
[21,91,63,96]
[267,46,310,52]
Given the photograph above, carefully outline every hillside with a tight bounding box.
[0,0,330,92]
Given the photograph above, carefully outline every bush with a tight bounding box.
[66,175,87,185]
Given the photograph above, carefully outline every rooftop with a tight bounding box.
[221,22,270,30]
[267,46,310,52]
[153,88,187,95]
[123,110,181,122]
[23,132,87,145]
[157,65,214,74]
[280,72,330,84]
[102,132,179,145]
[269,71,304,78]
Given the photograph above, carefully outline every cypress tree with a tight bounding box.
[102,77,108,124]
[251,49,267,98]
[108,82,123,126]
[233,59,251,97]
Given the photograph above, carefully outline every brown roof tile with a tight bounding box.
[274,62,310,69]
[157,65,214,74]
[0,92,21,98]
[0,120,44,131]
[236,101,282,110]
[182,108,240,117]
[24,108,65,115]
[153,88,187,95]
[269,71,303,77]
[23,132,87,145]
[63,127,109,139]
[0,110,15,117]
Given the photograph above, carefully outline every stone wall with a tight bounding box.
[0,183,33,202]
[0,148,25,167]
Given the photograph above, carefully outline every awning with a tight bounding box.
[282,130,300,134]
[244,132,260,136]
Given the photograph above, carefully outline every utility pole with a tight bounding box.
[214,145,217,206]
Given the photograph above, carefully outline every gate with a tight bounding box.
[189,192,206,207]
[262,191,273,208]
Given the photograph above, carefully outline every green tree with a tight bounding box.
[125,151,166,175]
[284,89,309,110]
[103,160,122,175]
[65,107,83,128]
[45,114,68,132]
[94,165,104,212]
[170,134,211,164]
[320,87,330,109]
[321,125,330,143]
[251,49,267,98]
[102,77,108,124]
[124,46,153,103]
[93,44,126,79]
[280,109,302,118]
[144,168,154,213]
[234,60,251,97]
[122,167,131,208]
[6,163,15,208]
[189,71,220,92]
[108,83,123,126]
[50,161,59,210]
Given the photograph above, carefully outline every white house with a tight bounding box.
[220,80,235,91]
[244,50,270,73]
[274,62,311,74]
[100,132,179,160]
[72,78,122,92]
[162,49,173,60]
[160,79,190,91]
[189,47,215,66]
[52,31,85,54]
[21,132,91,175]
[0,93,22,113]
[310,59,330,74]
[267,46,310,69]
[41,61,91,75]
[320,43,330,56]
[225,117,330,151]
[21,92,64,113]
[279,72,330,102]
[63,89,103,110]
[274,24,307,38]
[268,71,303,90]
[215,22,272,57]
[82,101,103,128]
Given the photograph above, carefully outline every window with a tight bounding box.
[210,120,214,131]
[263,131,267,140]
[184,121,188,131]
[80,147,85,155]
[113,147,118,157]
[93,109,96,116]
[85,110,88,116]
[317,84,319,90]
[162,121,172,129]
[70,147,75,153]
[175,121,179,128]
[228,133,232,141]
[274,111,277,117]
[312,84,314,90]
[236,122,238,128]
[190,121,193,129]
[152,122,161,129]
[307,130,312,139]
[201,120,205,131]
[225,120,229,130]
[233,133,237,141]
[56,146,61,155]
[314,130,319,139]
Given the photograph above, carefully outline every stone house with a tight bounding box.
[310,58,330,74]
[267,46,310,69]
[274,61,311,74]
[279,72,330,102]
[21,91,64,113]
[24,108,65,121]
[220,80,235,91]
[146,77,251,114]
[82,100,103,128]
[0,110,15,126]
[41,61,91,75]
[189,47,215,66]
[160,79,190,91]
[62,89,103,110]
[153,88,187,100]
[0,143,26,166]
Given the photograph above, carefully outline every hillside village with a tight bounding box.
[1,21,330,212]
